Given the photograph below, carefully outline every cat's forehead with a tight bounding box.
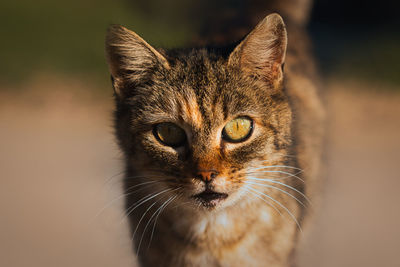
[179,55,255,113]
[168,50,230,90]
[166,50,259,107]
[132,49,269,128]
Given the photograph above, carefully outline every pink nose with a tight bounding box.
[196,170,218,182]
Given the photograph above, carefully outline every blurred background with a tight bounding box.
[1,0,399,266]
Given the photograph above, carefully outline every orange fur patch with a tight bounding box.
[185,97,203,129]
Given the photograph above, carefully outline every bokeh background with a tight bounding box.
[1,0,399,266]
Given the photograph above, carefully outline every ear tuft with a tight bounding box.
[228,13,287,86]
[105,25,169,97]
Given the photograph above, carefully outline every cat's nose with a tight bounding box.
[195,170,219,183]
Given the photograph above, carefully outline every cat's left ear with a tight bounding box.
[228,13,287,87]
[105,25,170,98]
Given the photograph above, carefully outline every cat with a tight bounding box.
[105,3,325,267]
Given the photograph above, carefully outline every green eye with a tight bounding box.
[154,123,186,147]
[222,117,253,143]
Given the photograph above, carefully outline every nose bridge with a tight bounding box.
[191,130,213,161]
[190,130,221,178]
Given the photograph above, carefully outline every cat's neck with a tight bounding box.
[142,199,298,267]
[165,198,277,246]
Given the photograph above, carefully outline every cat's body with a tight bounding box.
[105,1,324,266]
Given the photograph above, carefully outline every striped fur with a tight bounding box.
[106,12,324,267]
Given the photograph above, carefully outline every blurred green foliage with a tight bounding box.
[313,26,400,88]
[0,0,194,86]
[1,0,399,89]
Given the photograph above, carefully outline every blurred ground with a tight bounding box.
[0,77,399,267]
[299,81,400,267]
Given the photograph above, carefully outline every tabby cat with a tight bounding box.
[105,3,324,267]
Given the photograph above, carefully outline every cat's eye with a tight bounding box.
[222,117,253,143]
[154,122,187,147]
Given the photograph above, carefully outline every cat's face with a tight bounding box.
[106,14,292,211]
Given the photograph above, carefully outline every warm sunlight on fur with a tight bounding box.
[106,10,324,266]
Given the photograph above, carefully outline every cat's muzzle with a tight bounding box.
[192,188,228,208]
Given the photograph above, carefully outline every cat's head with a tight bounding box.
[106,14,293,212]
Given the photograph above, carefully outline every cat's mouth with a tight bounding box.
[192,189,228,208]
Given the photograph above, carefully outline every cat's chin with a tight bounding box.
[192,189,229,209]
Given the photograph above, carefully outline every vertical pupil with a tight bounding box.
[222,118,252,142]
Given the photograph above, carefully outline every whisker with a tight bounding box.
[244,181,306,207]
[171,201,192,210]
[247,187,302,232]
[147,192,179,250]
[246,170,305,183]
[124,174,172,180]
[246,177,311,205]
[131,188,179,254]
[242,188,282,216]
[91,180,162,223]
[138,195,177,253]
[131,201,158,253]
[255,154,297,161]
[124,188,174,222]
[103,170,125,185]
[124,180,164,192]
[248,165,303,172]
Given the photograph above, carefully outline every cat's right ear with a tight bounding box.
[105,25,170,98]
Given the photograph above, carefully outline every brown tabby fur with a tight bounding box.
[105,4,324,267]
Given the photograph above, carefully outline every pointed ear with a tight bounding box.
[105,25,170,97]
[228,13,287,87]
